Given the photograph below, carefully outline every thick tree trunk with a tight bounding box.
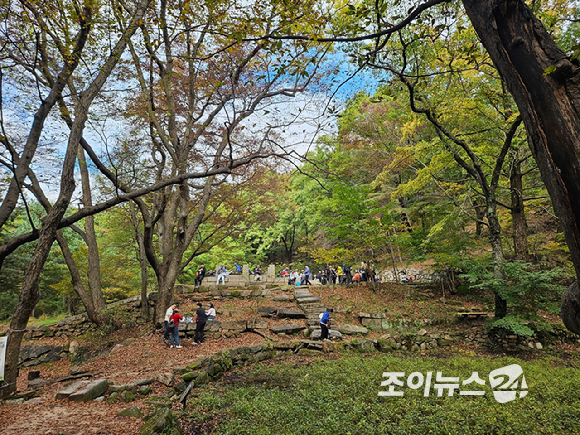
[462,0,580,334]
[510,158,528,260]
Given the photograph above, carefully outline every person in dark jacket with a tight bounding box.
[195,264,206,286]
[193,302,208,344]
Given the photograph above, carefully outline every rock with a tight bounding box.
[295,296,321,304]
[272,295,291,302]
[309,329,343,340]
[4,398,25,405]
[258,306,277,315]
[205,320,222,333]
[27,378,48,389]
[120,390,136,402]
[336,324,369,335]
[221,319,247,331]
[535,342,543,349]
[297,348,323,357]
[28,370,40,380]
[350,338,376,352]
[139,386,153,396]
[118,406,142,418]
[270,324,305,334]
[108,392,119,404]
[276,309,306,319]
[141,408,182,435]
[132,378,155,387]
[56,380,91,400]
[70,365,87,376]
[69,340,80,355]
[247,318,268,329]
[156,372,174,387]
[68,379,109,402]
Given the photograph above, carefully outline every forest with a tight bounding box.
[1,0,580,402]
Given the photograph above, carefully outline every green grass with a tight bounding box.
[183,353,580,434]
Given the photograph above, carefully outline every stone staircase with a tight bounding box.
[294,288,343,340]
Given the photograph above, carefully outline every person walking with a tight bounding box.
[169,308,183,348]
[163,303,177,342]
[320,308,333,341]
[193,302,208,344]
[303,265,312,285]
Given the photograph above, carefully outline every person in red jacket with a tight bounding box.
[169,308,184,349]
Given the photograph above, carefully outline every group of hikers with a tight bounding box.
[194,262,265,286]
[281,262,377,286]
[163,302,216,348]
[193,261,379,288]
[163,301,335,346]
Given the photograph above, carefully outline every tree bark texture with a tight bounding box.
[462,0,580,333]
[509,158,529,260]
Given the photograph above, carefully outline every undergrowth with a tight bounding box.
[182,353,580,435]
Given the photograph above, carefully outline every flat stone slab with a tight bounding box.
[294,291,313,297]
[310,329,343,340]
[296,296,321,304]
[221,319,247,331]
[270,324,305,334]
[57,379,109,402]
[258,306,277,314]
[277,309,306,319]
[56,380,91,400]
[272,295,291,302]
[336,324,369,335]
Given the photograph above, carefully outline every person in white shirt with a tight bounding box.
[206,303,216,320]
[164,303,177,341]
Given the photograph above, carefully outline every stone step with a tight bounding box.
[295,296,321,304]
[303,307,324,314]
[299,304,324,311]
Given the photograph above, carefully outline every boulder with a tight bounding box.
[276,309,305,319]
[156,372,174,387]
[336,324,369,335]
[247,318,268,329]
[68,379,109,402]
[118,406,142,418]
[205,320,221,333]
[270,324,305,334]
[221,319,247,331]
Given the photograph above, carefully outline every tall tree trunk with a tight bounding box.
[129,202,150,319]
[77,148,106,311]
[0,0,152,398]
[462,0,580,333]
[55,231,103,324]
[1,108,82,399]
[487,203,508,318]
[510,158,528,260]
